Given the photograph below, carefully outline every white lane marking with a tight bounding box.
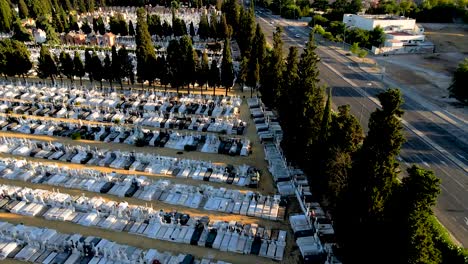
[423,161,430,168]
[441,160,447,165]
[456,153,466,160]
[464,217,468,226]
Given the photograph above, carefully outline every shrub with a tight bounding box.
[358,49,368,58]
[135,137,146,147]
[71,132,81,140]
[113,118,121,124]
[323,32,334,41]
[314,25,326,35]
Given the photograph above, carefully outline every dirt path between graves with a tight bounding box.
[0,177,287,230]
[0,212,290,264]
[0,109,276,195]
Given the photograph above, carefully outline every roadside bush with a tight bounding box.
[311,15,329,27]
[314,25,326,35]
[357,49,368,58]
[323,32,335,41]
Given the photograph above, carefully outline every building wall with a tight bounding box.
[343,14,416,32]
[386,34,425,42]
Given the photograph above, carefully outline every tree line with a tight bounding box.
[256,28,468,262]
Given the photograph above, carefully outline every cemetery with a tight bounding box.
[0,2,342,262]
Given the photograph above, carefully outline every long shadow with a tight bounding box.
[330,86,365,98]
[343,72,368,81]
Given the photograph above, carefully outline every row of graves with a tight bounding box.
[0,158,285,220]
[0,83,291,263]
[0,221,229,263]
[0,184,287,260]
[248,97,342,264]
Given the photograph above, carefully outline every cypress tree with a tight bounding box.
[0,0,12,32]
[189,21,195,37]
[221,0,239,31]
[261,27,283,107]
[37,45,58,84]
[118,46,134,85]
[104,53,113,88]
[18,0,29,19]
[217,14,228,39]
[128,20,135,36]
[112,45,122,89]
[339,88,405,263]
[59,51,74,84]
[6,40,32,81]
[296,32,324,166]
[221,38,234,96]
[166,39,182,92]
[73,51,85,86]
[209,12,217,40]
[84,49,93,83]
[209,59,219,95]
[237,5,255,56]
[91,52,103,88]
[136,8,157,88]
[199,51,209,93]
[401,166,442,264]
[198,14,209,40]
[279,47,299,156]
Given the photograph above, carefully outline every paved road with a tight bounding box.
[254,8,468,247]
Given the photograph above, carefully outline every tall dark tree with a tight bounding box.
[111,46,122,88]
[198,14,210,40]
[118,46,134,85]
[73,51,85,86]
[448,58,468,105]
[136,8,157,87]
[339,88,405,263]
[128,20,135,36]
[198,51,210,93]
[217,14,229,39]
[189,21,195,37]
[166,39,183,91]
[2,40,32,81]
[209,12,218,39]
[279,46,300,155]
[323,104,363,211]
[209,59,220,95]
[221,38,234,96]
[91,52,104,88]
[221,0,240,31]
[261,27,284,107]
[37,45,58,84]
[0,0,12,32]
[18,0,29,19]
[295,33,325,167]
[103,53,113,88]
[12,20,33,42]
[398,166,442,263]
[84,49,93,83]
[59,51,74,84]
[81,22,92,34]
[237,5,255,56]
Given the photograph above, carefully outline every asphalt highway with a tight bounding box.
[254,8,468,247]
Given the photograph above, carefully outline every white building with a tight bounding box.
[342,14,432,54]
[33,29,47,44]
